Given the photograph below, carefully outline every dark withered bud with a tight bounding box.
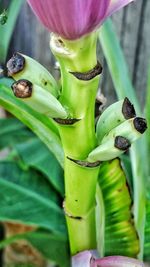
[11,79,32,98]
[133,117,147,134]
[115,136,131,151]
[7,53,25,76]
[122,97,136,119]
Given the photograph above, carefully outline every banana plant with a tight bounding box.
[0,0,148,266]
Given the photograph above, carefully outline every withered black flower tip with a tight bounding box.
[115,136,131,151]
[11,79,32,98]
[70,61,102,81]
[67,156,100,167]
[134,117,147,134]
[122,97,136,119]
[54,118,80,125]
[7,53,25,75]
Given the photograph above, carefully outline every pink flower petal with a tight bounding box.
[93,256,145,267]
[106,0,135,17]
[72,251,93,267]
[72,251,144,267]
[27,0,134,40]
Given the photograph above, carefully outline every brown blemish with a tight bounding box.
[122,97,136,119]
[7,53,25,76]
[11,79,32,98]
[70,61,102,81]
[67,156,100,168]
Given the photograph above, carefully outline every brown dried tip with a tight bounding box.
[7,53,25,76]
[70,61,102,81]
[115,136,131,151]
[11,79,32,98]
[67,156,100,167]
[54,118,80,125]
[122,97,136,119]
[133,117,147,134]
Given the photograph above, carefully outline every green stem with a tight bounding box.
[50,32,100,255]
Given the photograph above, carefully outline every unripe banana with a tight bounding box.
[96,98,136,144]
[88,117,147,162]
[7,53,59,97]
[88,136,131,162]
[101,117,147,144]
[11,79,67,119]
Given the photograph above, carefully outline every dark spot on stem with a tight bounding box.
[67,156,100,167]
[63,201,83,220]
[133,117,147,134]
[7,53,25,76]
[11,79,32,98]
[114,136,131,151]
[122,97,136,119]
[70,61,102,81]
[54,118,80,125]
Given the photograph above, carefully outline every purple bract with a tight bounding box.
[72,251,145,267]
[27,0,135,40]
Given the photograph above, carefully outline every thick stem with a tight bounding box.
[50,32,100,255]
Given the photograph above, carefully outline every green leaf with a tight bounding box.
[97,158,139,257]
[120,154,133,194]
[0,0,24,63]
[143,65,150,261]
[0,77,14,87]
[0,117,34,149]
[145,64,150,158]
[0,84,64,167]
[0,161,66,236]
[0,116,64,195]
[144,197,150,261]
[0,229,70,267]
[15,137,64,196]
[27,230,70,267]
[99,19,140,113]
[99,19,148,259]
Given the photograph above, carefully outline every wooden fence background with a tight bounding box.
[7,0,150,108]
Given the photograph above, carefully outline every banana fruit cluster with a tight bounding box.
[88,98,147,162]
[7,53,68,119]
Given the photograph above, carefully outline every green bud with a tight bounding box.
[88,117,147,162]
[96,98,136,144]
[11,79,67,119]
[7,53,59,97]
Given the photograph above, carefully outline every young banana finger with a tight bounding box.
[11,79,67,119]
[101,117,147,144]
[96,98,136,144]
[7,53,59,97]
[88,117,147,162]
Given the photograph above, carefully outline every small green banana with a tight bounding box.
[88,117,147,162]
[11,79,67,119]
[96,98,136,144]
[7,53,59,97]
